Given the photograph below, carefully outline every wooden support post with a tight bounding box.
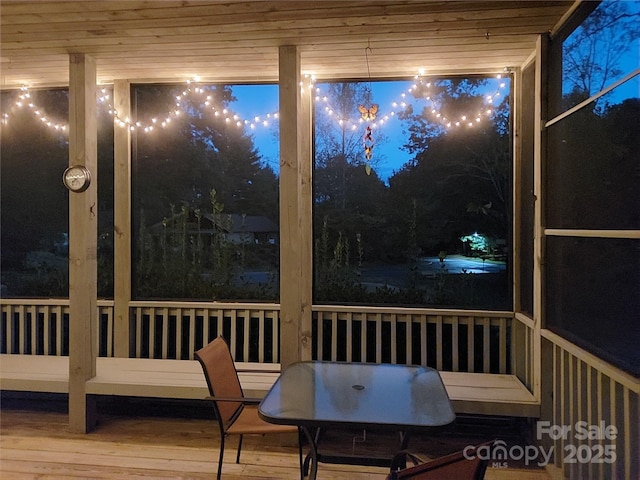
[113,80,132,358]
[68,53,98,433]
[512,65,522,313]
[278,46,313,367]
[533,35,549,403]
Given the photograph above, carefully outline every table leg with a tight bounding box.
[301,426,318,479]
[395,431,411,469]
[399,430,410,450]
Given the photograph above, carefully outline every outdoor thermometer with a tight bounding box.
[62,165,91,193]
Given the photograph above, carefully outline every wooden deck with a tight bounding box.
[0,400,552,480]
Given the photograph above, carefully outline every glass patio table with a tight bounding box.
[258,361,456,479]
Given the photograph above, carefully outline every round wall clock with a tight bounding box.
[62,165,91,193]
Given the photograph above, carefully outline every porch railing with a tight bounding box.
[313,305,516,374]
[2,299,519,374]
[0,299,114,357]
[541,329,639,480]
[129,301,281,363]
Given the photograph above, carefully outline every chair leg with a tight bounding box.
[298,427,304,480]
[218,435,225,480]
[236,434,243,464]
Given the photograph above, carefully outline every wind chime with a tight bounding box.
[358,45,378,176]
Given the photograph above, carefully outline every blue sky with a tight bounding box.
[228,77,511,182]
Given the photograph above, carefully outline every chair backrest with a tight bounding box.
[195,336,244,427]
[389,442,493,480]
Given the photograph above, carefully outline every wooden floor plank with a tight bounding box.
[0,408,551,479]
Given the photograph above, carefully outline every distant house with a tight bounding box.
[151,211,278,245]
[210,213,278,245]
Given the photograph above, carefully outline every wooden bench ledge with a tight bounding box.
[0,355,279,399]
[1,355,540,417]
[0,354,69,393]
[87,357,280,399]
[440,371,540,417]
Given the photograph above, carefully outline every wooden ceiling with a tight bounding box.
[1,1,577,88]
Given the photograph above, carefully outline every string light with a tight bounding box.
[104,79,282,134]
[314,72,508,133]
[2,71,507,136]
[2,85,69,132]
[1,81,281,136]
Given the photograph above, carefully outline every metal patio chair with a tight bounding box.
[387,441,496,480]
[195,336,302,479]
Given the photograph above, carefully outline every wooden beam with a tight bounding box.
[299,72,313,363]
[113,80,132,358]
[532,35,548,403]
[67,53,98,433]
[512,65,522,313]
[278,45,313,367]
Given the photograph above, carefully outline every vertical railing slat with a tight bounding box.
[43,305,51,355]
[553,344,561,469]
[451,316,459,372]
[241,310,249,362]
[6,305,14,354]
[56,305,64,356]
[419,314,427,366]
[498,317,507,373]
[405,314,413,366]
[134,307,140,358]
[216,308,224,339]
[170,307,178,359]
[330,311,338,362]
[482,317,490,373]
[273,309,279,363]
[576,358,584,480]
[28,305,36,354]
[567,353,575,480]
[435,315,443,371]
[17,305,25,354]
[359,313,367,363]
[188,308,196,360]
[586,363,594,480]
[558,348,566,469]
[345,312,353,362]
[228,310,237,360]
[528,327,533,381]
[203,308,210,346]
[257,309,265,363]
[375,313,382,364]
[608,378,617,480]
[316,311,324,360]
[149,306,157,359]
[390,313,397,364]
[623,386,631,480]
[466,316,474,372]
[107,307,115,357]
[596,369,604,480]
[160,307,169,359]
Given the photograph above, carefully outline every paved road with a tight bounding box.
[233,254,506,288]
[419,255,506,274]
